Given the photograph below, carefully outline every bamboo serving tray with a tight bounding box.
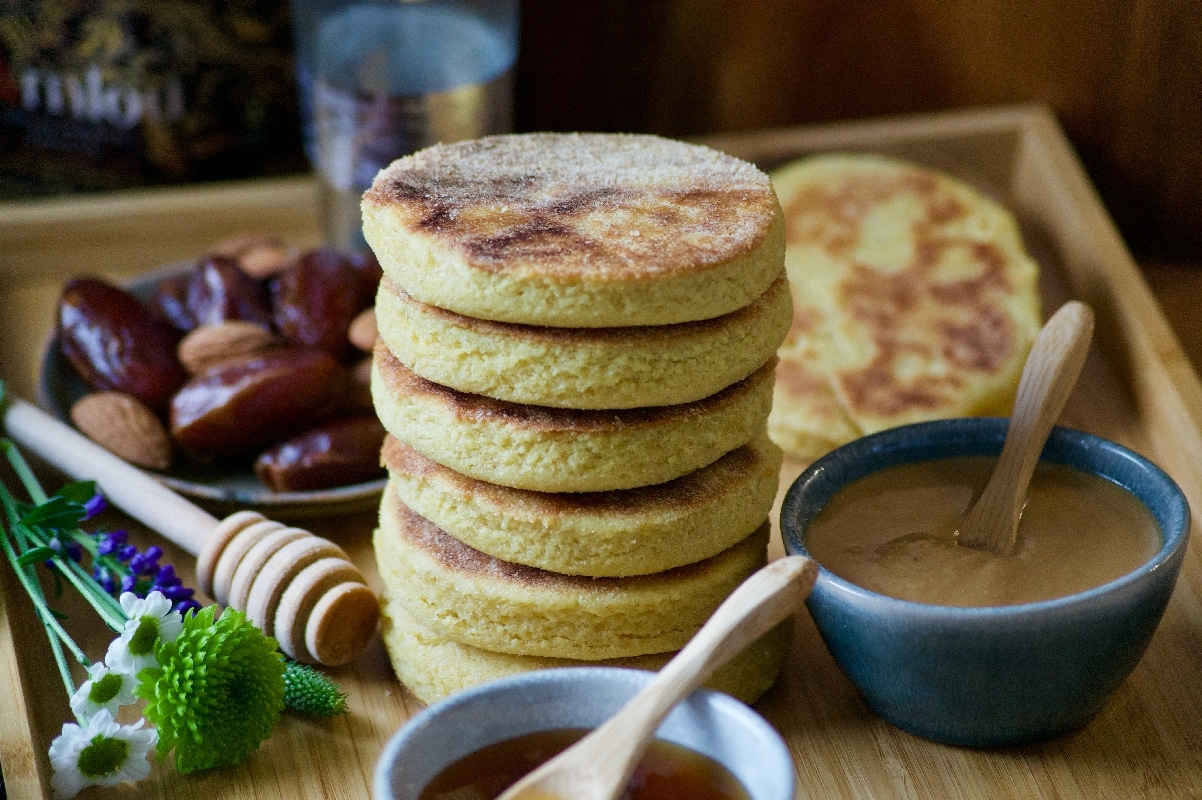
[3,104,1201,799]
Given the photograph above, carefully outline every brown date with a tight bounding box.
[253,414,386,492]
[147,271,194,332]
[184,254,274,330]
[169,347,349,460]
[270,248,375,360]
[57,278,187,412]
[348,249,383,301]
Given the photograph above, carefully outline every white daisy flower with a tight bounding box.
[69,662,139,720]
[105,591,183,677]
[48,709,157,799]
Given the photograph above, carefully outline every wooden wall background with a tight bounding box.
[515,0,1202,264]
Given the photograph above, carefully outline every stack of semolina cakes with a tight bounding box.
[362,132,793,705]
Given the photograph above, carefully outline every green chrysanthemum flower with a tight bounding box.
[283,660,348,717]
[136,605,285,774]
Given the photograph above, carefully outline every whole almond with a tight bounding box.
[178,321,281,375]
[71,391,173,470]
[348,307,378,352]
[210,233,295,279]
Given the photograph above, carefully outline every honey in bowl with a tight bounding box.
[805,456,1161,606]
[417,728,750,800]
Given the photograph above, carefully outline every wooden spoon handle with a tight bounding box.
[499,555,818,800]
[959,300,1095,554]
[2,395,217,555]
[623,555,818,732]
[1007,302,1095,476]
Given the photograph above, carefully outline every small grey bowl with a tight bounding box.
[781,417,1190,748]
[374,666,795,800]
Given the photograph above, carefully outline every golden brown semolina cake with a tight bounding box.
[768,305,862,464]
[371,341,776,492]
[768,152,1042,461]
[382,434,782,576]
[361,132,785,328]
[380,594,791,706]
[374,272,791,409]
[374,488,770,660]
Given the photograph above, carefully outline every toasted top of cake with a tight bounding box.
[769,152,1042,460]
[361,132,784,327]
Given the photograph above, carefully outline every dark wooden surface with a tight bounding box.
[4,1,1198,267]
[1144,260,1202,369]
[516,0,1202,264]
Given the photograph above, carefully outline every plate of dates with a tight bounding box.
[40,235,389,515]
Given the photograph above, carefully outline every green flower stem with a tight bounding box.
[73,529,101,560]
[42,609,77,708]
[2,440,48,504]
[2,441,45,559]
[0,493,90,695]
[1,439,123,630]
[2,515,118,637]
[2,550,80,695]
[53,552,126,631]
[31,530,126,630]
[0,526,91,665]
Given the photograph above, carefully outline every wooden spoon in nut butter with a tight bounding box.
[957,300,1095,556]
[494,555,818,800]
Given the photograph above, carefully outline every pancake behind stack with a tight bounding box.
[364,133,791,704]
[768,152,1043,463]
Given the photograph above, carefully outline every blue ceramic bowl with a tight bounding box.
[374,666,795,800]
[780,418,1189,747]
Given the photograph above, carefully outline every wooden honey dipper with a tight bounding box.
[2,396,379,666]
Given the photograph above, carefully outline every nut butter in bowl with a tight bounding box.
[780,416,1189,747]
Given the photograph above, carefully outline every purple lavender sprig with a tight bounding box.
[14,478,199,616]
[91,531,199,615]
